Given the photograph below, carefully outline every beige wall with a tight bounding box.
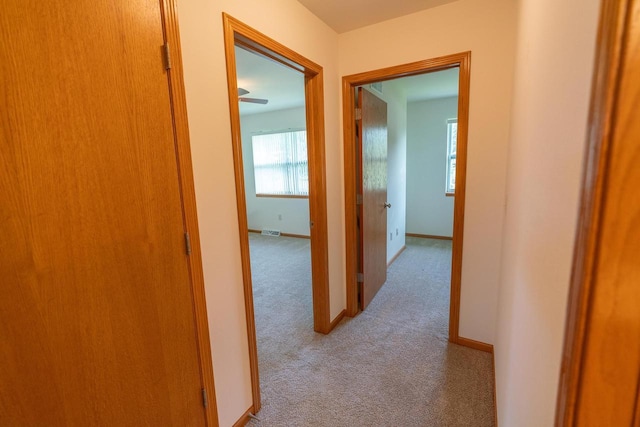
[493,0,600,425]
[176,1,341,425]
[339,0,518,344]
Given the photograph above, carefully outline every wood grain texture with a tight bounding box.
[359,88,389,310]
[555,0,639,425]
[342,52,471,346]
[222,13,331,414]
[0,1,207,425]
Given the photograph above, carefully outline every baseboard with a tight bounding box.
[457,336,494,353]
[387,245,406,267]
[248,229,310,239]
[492,352,498,427]
[406,233,452,240]
[232,405,255,427]
[328,309,346,332]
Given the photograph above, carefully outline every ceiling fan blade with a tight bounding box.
[239,97,269,105]
[238,87,250,96]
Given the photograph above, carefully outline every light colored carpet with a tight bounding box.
[248,234,495,427]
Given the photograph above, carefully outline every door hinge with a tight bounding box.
[356,194,363,205]
[201,388,208,408]
[357,273,364,283]
[184,232,192,256]
[355,107,362,121]
[163,43,172,70]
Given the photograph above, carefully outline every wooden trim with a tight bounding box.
[232,406,255,427]
[457,336,493,353]
[448,52,471,345]
[223,13,331,415]
[556,0,637,425]
[492,353,498,427]
[248,229,310,239]
[445,192,455,197]
[387,245,406,267]
[328,309,347,332]
[343,74,359,318]
[255,194,309,199]
[343,53,471,336]
[405,233,453,241]
[160,2,219,425]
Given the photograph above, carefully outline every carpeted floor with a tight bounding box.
[248,234,495,427]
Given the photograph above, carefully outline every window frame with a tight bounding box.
[445,118,457,196]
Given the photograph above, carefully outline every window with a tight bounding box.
[446,119,457,195]
[251,130,308,197]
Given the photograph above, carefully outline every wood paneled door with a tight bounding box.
[357,88,389,309]
[0,1,214,425]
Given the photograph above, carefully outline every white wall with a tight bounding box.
[176,1,341,425]
[383,81,407,264]
[241,107,310,236]
[494,0,600,425]
[339,0,517,344]
[406,96,457,237]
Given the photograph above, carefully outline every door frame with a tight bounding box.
[555,0,639,423]
[342,52,471,344]
[160,1,219,425]
[222,13,331,413]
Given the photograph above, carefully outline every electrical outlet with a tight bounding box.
[390,232,393,241]
[278,214,282,220]
[396,228,399,236]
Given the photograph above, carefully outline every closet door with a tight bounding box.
[0,1,206,425]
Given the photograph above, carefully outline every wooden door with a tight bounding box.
[556,0,640,425]
[0,1,206,426]
[357,88,388,310]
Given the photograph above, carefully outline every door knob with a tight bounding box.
[384,203,391,209]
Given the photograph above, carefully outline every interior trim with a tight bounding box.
[232,406,255,427]
[405,233,453,241]
[457,337,493,354]
[342,52,471,348]
[387,245,406,268]
[160,1,219,425]
[555,0,637,424]
[222,12,331,414]
[248,229,311,239]
[328,309,347,332]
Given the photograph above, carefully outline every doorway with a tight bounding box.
[343,52,471,344]
[222,13,330,413]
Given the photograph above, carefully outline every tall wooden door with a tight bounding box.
[0,1,206,426]
[357,88,389,310]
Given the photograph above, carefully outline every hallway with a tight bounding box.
[248,235,495,426]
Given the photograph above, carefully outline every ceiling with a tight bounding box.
[235,45,459,116]
[296,0,460,33]
[235,46,305,116]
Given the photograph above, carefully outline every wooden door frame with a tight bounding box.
[222,13,331,413]
[555,0,637,423]
[160,1,219,425]
[342,52,471,344]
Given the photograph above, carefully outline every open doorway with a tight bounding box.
[343,52,473,347]
[222,14,331,413]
